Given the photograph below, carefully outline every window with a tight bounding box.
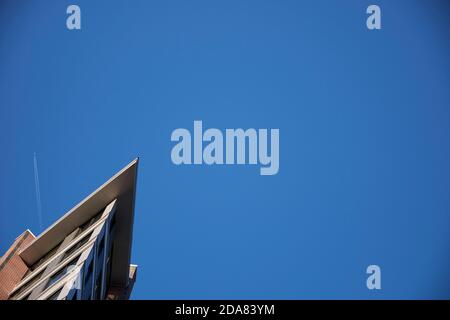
[96,236,105,269]
[109,212,116,232]
[94,273,102,300]
[45,256,79,290]
[62,232,92,260]
[98,237,105,255]
[104,245,114,293]
[31,243,61,271]
[31,211,101,272]
[79,210,103,233]
[84,260,94,285]
[47,288,62,300]
[82,261,94,300]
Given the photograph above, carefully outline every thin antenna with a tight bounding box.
[33,152,43,232]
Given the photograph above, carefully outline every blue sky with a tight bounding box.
[1,0,450,299]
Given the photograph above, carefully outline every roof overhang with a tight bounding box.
[19,158,139,287]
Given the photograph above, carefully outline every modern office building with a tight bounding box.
[0,159,139,300]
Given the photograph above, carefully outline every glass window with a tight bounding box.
[98,237,105,255]
[82,268,93,300]
[31,243,61,271]
[84,260,94,286]
[96,237,105,271]
[104,245,114,294]
[109,213,116,232]
[94,273,102,300]
[62,232,92,260]
[45,256,79,290]
[47,288,62,300]
[79,210,103,233]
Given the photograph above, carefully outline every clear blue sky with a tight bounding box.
[1,0,450,299]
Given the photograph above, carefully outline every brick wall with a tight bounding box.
[0,230,35,300]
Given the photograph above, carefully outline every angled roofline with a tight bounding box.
[19,158,139,287]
